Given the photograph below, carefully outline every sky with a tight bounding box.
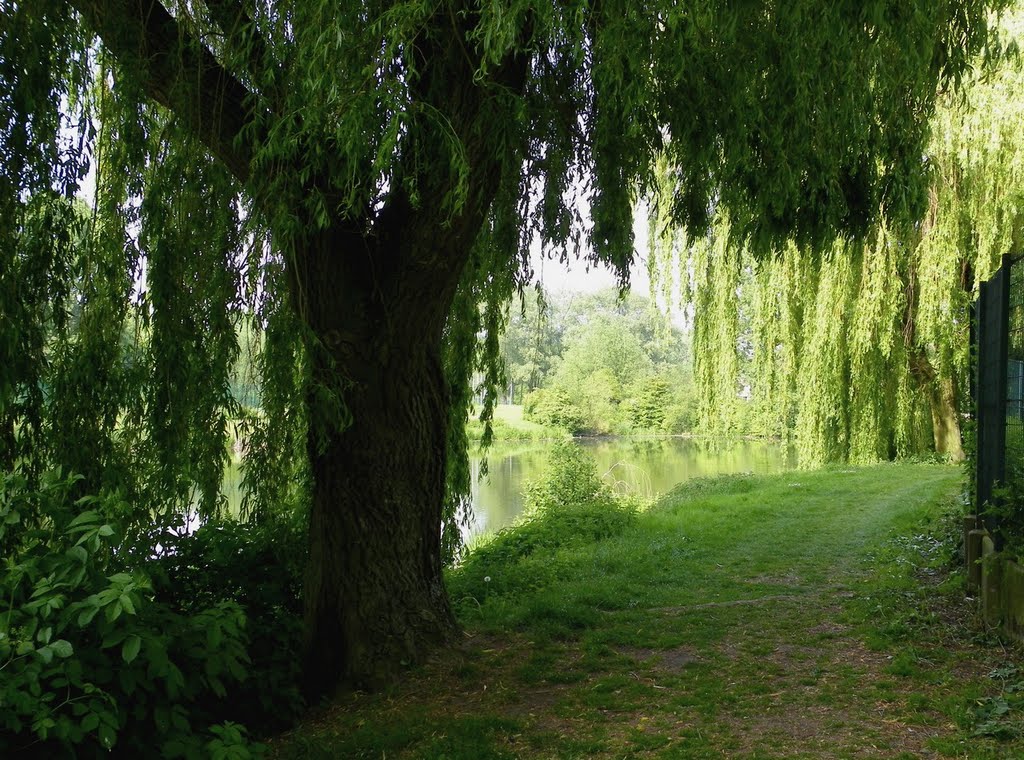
[530,205,653,296]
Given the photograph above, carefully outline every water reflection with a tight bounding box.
[467,437,795,538]
[216,437,794,541]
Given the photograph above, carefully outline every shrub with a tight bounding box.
[522,388,587,434]
[150,513,306,733]
[626,376,672,430]
[0,468,302,758]
[451,442,637,608]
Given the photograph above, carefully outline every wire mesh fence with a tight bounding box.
[1007,261,1024,490]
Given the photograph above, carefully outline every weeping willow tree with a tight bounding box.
[653,8,1024,467]
[1,0,1002,694]
[754,233,936,465]
[663,211,980,467]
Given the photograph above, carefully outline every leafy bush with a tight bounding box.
[625,376,672,430]
[0,468,302,758]
[525,371,697,436]
[450,442,637,607]
[150,514,306,731]
[522,388,587,434]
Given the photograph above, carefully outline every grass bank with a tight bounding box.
[271,464,1024,758]
[467,404,568,442]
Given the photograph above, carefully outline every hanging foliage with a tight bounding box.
[651,9,1024,467]
[1,0,1008,699]
[690,219,742,437]
[655,218,945,467]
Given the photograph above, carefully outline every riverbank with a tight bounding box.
[466,404,566,442]
[465,403,693,442]
[467,436,794,538]
[270,464,1024,758]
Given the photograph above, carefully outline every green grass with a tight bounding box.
[467,404,566,441]
[270,463,1024,758]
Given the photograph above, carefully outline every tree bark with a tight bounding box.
[75,0,531,694]
[301,334,459,694]
[928,373,965,462]
[293,217,472,695]
[908,348,964,461]
[287,8,529,691]
[903,249,965,462]
[68,0,257,182]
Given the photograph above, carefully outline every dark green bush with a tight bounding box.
[0,468,304,758]
[151,514,306,732]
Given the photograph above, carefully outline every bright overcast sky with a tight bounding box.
[530,207,653,296]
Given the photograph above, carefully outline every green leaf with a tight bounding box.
[50,639,73,658]
[32,716,56,739]
[122,634,141,664]
[119,594,136,615]
[81,712,100,732]
[98,722,117,749]
[101,629,126,649]
[170,704,189,732]
[227,658,247,681]
[119,667,138,695]
[105,600,123,623]
[77,605,99,626]
[67,510,100,529]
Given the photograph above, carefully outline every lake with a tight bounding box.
[217,436,794,538]
[466,437,795,538]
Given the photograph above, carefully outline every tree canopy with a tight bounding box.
[0,0,1006,699]
[649,8,1023,467]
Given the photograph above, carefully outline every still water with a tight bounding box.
[467,437,795,538]
[218,437,793,538]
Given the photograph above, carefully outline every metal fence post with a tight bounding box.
[977,256,1012,546]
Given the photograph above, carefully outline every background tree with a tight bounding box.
[516,288,693,435]
[0,0,1002,696]
[498,288,564,404]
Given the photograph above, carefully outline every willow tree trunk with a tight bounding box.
[929,374,965,462]
[294,222,466,696]
[286,11,528,695]
[909,348,964,462]
[301,341,457,694]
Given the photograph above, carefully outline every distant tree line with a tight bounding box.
[498,288,697,436]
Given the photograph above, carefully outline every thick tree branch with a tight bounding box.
[68,0,257,183]
[201,0,277,97]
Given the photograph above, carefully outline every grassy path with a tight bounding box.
[272,464,1024,758]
